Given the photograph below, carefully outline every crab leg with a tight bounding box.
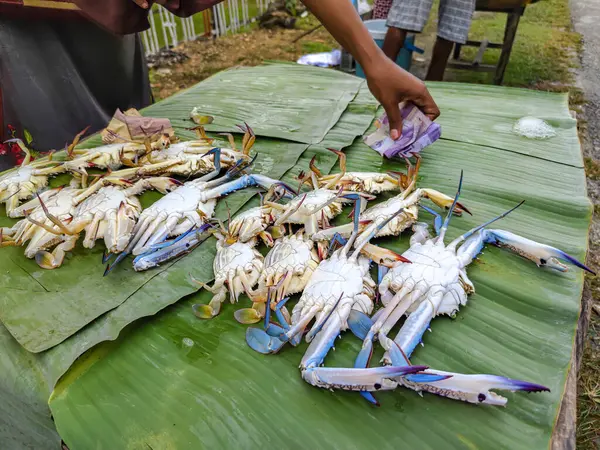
[320,149,346,189]
[456,228,595,274]
[191,280,227,318]
[375,298,551,405]
[10,188,61,218]
[34,235,79,269]
[300,308,429,392]
[132,224,213,272]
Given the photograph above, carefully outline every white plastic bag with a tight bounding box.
[357,0,372,15]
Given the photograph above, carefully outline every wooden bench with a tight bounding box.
[447,0,541,85]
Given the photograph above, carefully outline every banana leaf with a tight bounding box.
[427,82,581,167]
[48,85,591,449]
[27,84,379,389]
[143,64,364,144]
[0,323,60,449]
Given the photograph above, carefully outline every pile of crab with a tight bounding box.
[0,126,593,408]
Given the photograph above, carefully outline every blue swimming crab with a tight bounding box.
[324,172,594,406]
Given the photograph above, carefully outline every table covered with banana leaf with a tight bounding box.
[0,62,591,449]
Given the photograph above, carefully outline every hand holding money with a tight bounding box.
[364,102,441,159]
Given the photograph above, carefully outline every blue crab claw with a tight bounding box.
[403,370,550,406]
[197,148,222,182]
[419,205,443,235]
[226,153,257,178]
[340,191,376,203]
[246,326,287,354]
[301,365,429,393]
[348,310,373,341]
[202,173,288,201]
[483,229,595,275]
[103,251,128,276]
[101,249,113,264]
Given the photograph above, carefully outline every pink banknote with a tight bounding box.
[363,102,441,158]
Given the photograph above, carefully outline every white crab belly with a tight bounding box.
[0,166,34,185]
[386,243,462,292]
[140,185,201,217]
[76,187,138,217]
[214,242,263,275]
[264,237,313,272]
[302,258,365,304]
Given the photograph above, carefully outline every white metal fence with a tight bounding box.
[141,0,270,56]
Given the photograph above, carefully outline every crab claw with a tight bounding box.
[421,188,471,216]
[103,251,128,276]
[348,310,375,341]
[35,251,60,270]
[301,365,429,392]
[360,242,411,268]
[483,229,595,274]
[236,122,256,155]
[403,370,550,406]
[341,191,376,202]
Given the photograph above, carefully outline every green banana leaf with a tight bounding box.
[48,83,591,448]
[0,323,60,449]
[427,82,581,167]
[27,84,378,389]
[143,64,364,144]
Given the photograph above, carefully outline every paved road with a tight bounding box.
[572,0,600,161]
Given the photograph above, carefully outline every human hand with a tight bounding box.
[130,0,149,8]
[365,55,440,140]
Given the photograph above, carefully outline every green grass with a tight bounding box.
[301,40,334,54]
[434,0,581,88]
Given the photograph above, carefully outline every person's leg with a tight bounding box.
[384,0,433,62]
[382,27,407,61]
[427,0,475,80]
[425,37,454,81]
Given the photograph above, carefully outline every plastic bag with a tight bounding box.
[357,0,372,15]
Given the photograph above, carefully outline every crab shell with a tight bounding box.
[10,187,78,257]
[140,143,244,177]
[0,166,53,216]
[259,233,320,296]
[131,181,217,255]
[379,240,469,317]
[293,252,376,338]
[65,140,163,172]
[228,206,275,244]
[319,172,399,194]
[71,185,143,253]
[279,189,343,224]
[214,240,264,302]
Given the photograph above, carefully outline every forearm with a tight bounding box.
[300,0,383,72]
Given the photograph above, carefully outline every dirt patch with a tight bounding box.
[150,20,337,100]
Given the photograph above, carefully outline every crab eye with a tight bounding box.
[540,258,547,265]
